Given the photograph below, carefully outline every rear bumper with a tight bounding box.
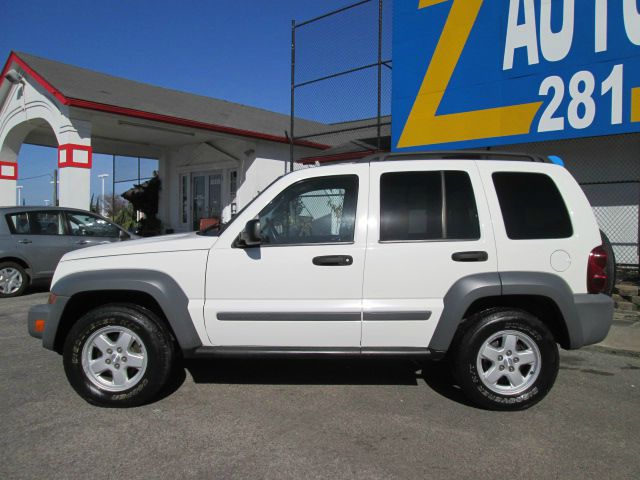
[571,294,614,348]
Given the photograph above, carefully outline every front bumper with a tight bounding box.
[27,295,69,350]
[27,304,51,339]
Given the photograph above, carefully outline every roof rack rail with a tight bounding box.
[366,150,550,163]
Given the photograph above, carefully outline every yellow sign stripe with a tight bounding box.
[418,0,449,7]
[632,87,640,123]
[398,0,542,148]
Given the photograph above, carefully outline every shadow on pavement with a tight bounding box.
[184,358,422,386]
[24,282,50,296]
[181,357,477,407]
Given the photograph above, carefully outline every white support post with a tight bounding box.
[0,161,18,206]
[57,120,92,210]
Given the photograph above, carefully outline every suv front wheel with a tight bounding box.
[452,308,559,411]
[63,304,175,407]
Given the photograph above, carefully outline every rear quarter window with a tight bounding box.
[492,172,573,240]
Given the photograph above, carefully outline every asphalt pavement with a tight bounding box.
[1,290,639,480]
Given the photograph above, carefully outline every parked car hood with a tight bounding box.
[61,232,218,261]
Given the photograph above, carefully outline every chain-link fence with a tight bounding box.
[291,0,392,168]
[494,134,640,268]
[290,1,639,269]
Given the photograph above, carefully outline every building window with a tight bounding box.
[492,172,573,239]
[380,171,480,242]
[180,175,188,224]
[229,170,238,214]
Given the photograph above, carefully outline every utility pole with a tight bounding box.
[16,185,23,206]
[51,169,58,206]
[98,173,109,216]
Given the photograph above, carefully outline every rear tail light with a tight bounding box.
[587,246,608,294]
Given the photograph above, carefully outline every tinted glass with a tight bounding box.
[492,172,573,239]
[32,212,66,235]
[7,213,29,234]
[10,211,66,235]
[258,175,358,245]
[67,212,119,238]
[380,171,479,241]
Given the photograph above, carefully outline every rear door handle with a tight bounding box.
[17,239,32,244]
[75,240,90,245]
[312,255,353,266]
[451,251,488,262]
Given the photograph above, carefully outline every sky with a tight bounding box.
[0,0,356,206]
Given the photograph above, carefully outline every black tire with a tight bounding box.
[452,308,559,411]
[600,229,616,296]
[0,261,29,298]
[63,304,175,407]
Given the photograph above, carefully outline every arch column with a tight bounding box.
[0,159,17,206]
[57,119,92,209]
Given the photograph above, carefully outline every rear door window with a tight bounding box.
[492,172,573,239]
[7,211,66,235]
[380,171,480,242]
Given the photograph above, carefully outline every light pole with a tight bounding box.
[98,174,109,216]
[49,176,60,206]
[16,185,23,206]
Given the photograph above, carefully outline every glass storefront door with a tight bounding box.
[192,172,223,230]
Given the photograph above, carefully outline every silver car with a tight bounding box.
[0,206,136,297]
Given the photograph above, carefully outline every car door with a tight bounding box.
[362,160,498,348]
[65,211,123,249]
[204,165,369,348]
[9,210,71,278]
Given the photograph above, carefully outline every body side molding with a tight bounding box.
[187,346,438,359]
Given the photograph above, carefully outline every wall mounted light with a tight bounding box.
[4,69,24,84]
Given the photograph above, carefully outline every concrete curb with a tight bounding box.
[589,317,640,357]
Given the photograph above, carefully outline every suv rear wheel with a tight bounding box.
[63,304,175,407]
[452,308,559,411]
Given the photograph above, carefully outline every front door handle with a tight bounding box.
[451,251,488,262]
[312,255,353,266]
[75,240,90,245]
[17,239,32,244]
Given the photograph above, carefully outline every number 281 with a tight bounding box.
[538,64,623,132]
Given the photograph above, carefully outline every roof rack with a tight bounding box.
[366,150,550,163]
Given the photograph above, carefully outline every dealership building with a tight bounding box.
[0,52,334,231]
[0,46,638,266]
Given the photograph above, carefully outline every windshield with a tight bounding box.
[197,175,283,237]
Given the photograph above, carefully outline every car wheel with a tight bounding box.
[63,304,175,407]
[600,229,616,296]
[452,308,559,411]
[0,261,29,298]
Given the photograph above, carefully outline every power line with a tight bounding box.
[17,173,52,181]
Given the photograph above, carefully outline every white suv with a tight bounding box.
[28,152,614,410]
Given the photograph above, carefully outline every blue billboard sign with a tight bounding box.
[392,0,640,152]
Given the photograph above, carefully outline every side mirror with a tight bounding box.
[119,230,131,241]
[238,219,262,247]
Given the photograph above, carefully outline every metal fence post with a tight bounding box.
[377,0,383,151]
[290,19,296,173]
